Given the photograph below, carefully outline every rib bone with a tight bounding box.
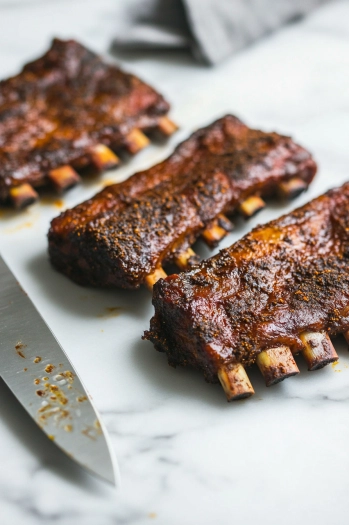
[202,214,234,247]
[239,195,266,218]
[126,129,150,154]
[157,117,178,136]
[174,248,199,270]
[256,345,299,386]
[300,331,338,370]
[90,144,120,171]
[145,267,167,291]
[48,166,81,192]
[9,183,39,209]
[279,177,308,199]
[218,363,255,401]
[217,213,234,232]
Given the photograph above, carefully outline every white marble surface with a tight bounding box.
[1,1,349,524]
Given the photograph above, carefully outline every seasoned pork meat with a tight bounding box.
[145,183,349,401]
[0,38,174,208]
[49,115,316,290]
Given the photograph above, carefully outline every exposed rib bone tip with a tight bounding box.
[9,183,39,209]
[217,213,234,232]
[91,144,120,171]
[145,267,167,291]
[239,195,266,218]
[201,214,233,247]
[202,225,227,246]
[218,363,255,401]
[279,177,308,199]
[174,248,199,270]
[126,129,150,154]
[48,165,81,192]
[256,345,299,386]
[300,331,338,371]
[157,116,178,136]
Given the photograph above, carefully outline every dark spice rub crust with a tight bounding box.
[145,183,349,398]
[48,115,316,290]
[0,38,172,207]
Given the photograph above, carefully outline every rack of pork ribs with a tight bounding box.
[145,182,349,401]
[0,38,176,209]
[49,115,316,290]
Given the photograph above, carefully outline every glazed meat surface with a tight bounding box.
[0,38,171,207]
[49,115,316,290]
[145,182,349,398]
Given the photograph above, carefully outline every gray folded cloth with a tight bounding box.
[112,0,332,65]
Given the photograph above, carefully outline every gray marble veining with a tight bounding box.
[1,1,349,524]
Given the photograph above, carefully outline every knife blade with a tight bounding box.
[0,255,119,486]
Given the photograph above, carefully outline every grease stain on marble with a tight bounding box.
[98,306,124,318]
[1,2,349,525]
[332,360,341,372]
[40,196,65,209]
[102,178,116,187]
[4,219,36,233]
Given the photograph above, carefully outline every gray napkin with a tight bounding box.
[112,0,332,65]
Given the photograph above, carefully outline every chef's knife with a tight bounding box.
[0,255,119,485]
